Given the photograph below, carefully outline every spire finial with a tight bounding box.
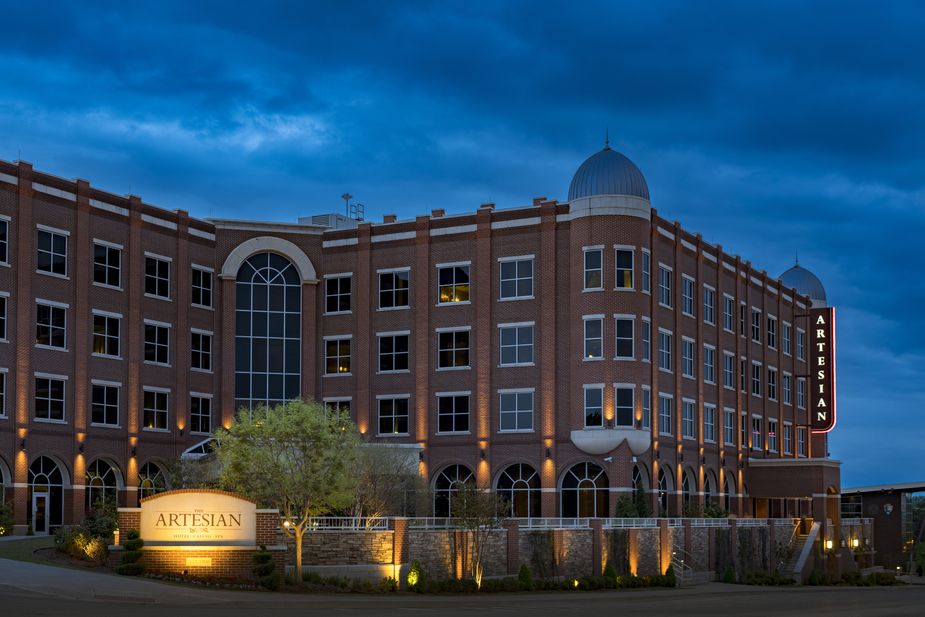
[795,250,799,266]
[604,127,610,149]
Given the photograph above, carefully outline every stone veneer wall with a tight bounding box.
[301,530,394,565]
[407,530,508,579]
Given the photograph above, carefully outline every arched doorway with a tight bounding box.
[657,467,673,517]
[138,461,168,502]
[433,465,474,517]
[234,252,302,410]
[29,456,65,535]
[681,468,696,513]
[723,473,736,514]
[561,462,609,518]
[495,464,541,518]
[703,470,718,509]
[85,459,121,512]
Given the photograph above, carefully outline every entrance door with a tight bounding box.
[32,493,49,535]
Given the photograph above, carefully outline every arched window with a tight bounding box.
[632,464,649,493]
[138,462,167,501]
[85,459,120,512]
[29,456,65,534]
[0,456,10,504]
[724,474,736,514]
[657,467,673,516]
[703,471,718,508]
[496,464,541,518]
[681,468,695,512]
[433,465,474,517]
[235,252,302,410]
[561,462,608,518]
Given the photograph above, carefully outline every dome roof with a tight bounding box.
[779,263,827,305]
[568,146,649,202]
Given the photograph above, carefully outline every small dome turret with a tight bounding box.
[780,262,827,307]
[568,146,649,202]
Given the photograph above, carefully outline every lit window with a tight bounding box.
[615,317,634,359]
[615,248,633,289]
[682,277,695,316]
[144,322,170,365]
[144,255,171,299]
[92,312,120,357]
[191,330,212,372]
[325,337,352,374]
[438,329,470,369]
[37,228,67,276]
[499,257,533,299]
[437,263,470,304]
[658,266,672,307]
[190,394,212,434]
[379,269,410,309]
[191,267,213,308]
[93,242,121,288]
[499,324,533,366]
[500,389,534,432]
[378,396,410,435]
[584,317,603,359]
[682,399,695,439]
[437,393,469,433]
[615,386,634,427]
[378,332,410,373]
[36,302,66,349]
[325,275,351,313]
[584,248,603,290]
[91,383,119,426]
[584,385,603,428]
[142,388,168,431]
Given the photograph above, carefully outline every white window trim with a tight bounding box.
[36,297,70,309]
[497,254,535,301]
[657,327,673,374]
[703,284,716,326]
[723,406,737,446]
[141,386,171,433]
[435,260,472,269]
[723,351,736,391]
[376,331,411,375]
[498,387,535,433]
[435,261,472,306]
[703,343,716,384]
[189,392,214,436]
[375,394,411,437]
[658,392,674,437]
[767,314,778,350]
[190,265,215,310]
[657,262,673,309]
[782,321,793,357]
[34,372,68,425]
[681,336,696,380]
[681,397,697,440]
[703,403,717,443]
[191,263,215,273]
[641,248,651,295]
[143,318,172,328]
[681,274,696,318]
[435,390,472,435]
[613,382,636,428]
[90,309,122,360]
[640,316,651,364]
[93,238,123,250]
[613,314,635,360]
[497,322,535,368]
[323,272,352,316]
[377,266,411,274]
[613,245,635,291]
[143,251,173,262]
[323,334,353,377]
[35,299,69,352]
[582,246,605,292]
[722,293,735,333]
[783,420,794,454]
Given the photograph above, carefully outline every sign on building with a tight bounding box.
[139,490,257,546]
[809,307,836,433]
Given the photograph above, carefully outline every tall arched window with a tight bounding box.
[657,467,672,517]
[85,459,120,512]
[433,465,474,517]
[0,456,10,504]
[29,456,65,534]
[723,474,736,514]
[703,471,718,508]
[496,464,541,518]
[561,462,608,518]
[138,462,167,502]
[681,468,695,512]
[235,252,302,409]
[632,464,649,493]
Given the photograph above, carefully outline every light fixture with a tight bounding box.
[131,446,137,457]
[825,539,833,551]
[418,451,424,462]
[19,438,26,451]
[545,448,552,459]
[480,449,486,460]
[851,538,860,549]
[78,442,84,454]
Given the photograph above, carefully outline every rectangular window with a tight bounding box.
[739,302,746,337]
[583,248,603,290]
[682,276,695,317]
[0,294,6,340]
[682,399,695,439]
[752,416,763,451]
[378,396,410,435]
[36,302,66,349]
[703,286,715,325]
[658,329,672,372]
[723,407,736,445]
[35,375,66,421]
[0,218,8,264]
[143,388,169,431]
[641,319,651,362]
[615,385,634,427]
[437,263,470,304]
[797,378,806,409]
[378,332,410,373]
[704,404,716,442]
[768,418,778,452]
[325,275,352,314]
[797,427,807,456]
[144,255,171,299]
[584,317,603,360]
[191,330,212,372]
[682,338,695,378]
[741,413,748,448]
[324,399,351,415]
[37,228,68,276]
[783,423,793,455]
[658,265,672,307]
[740,357,747,393]
[767,315,777,349]
[723,352,735,390]
[751,362,762,396]
[379,269,410,309]
[751,309,761,343]
[0,371,5,417]
[796,328,806,361]
[783,373,792,405]
[437,393,469,433]
[191,266,213,308]
[658,394,673,436]
[642,386,651,430]
[93,242,121,288]
[767,367,778,401]
[615,317,634,359]
[144,322,170,365]
[92,312,120,357]
[615,248,633,289]
[499,323,533,366]
[190,394,212,434]
[91,383,119,426]
[704,345,716,384]
[500,389,534,432]
[325,337,352,374]
[438,328,470,369]
[584,385,603,428]
[641,250,651,293]
[499,257,533,299]
[723,294,735,332]
[782,322,792,356]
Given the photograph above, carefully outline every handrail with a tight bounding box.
[791,521,820,581]
[671,546,695,586]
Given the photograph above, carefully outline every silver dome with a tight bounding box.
[779,264,827,305]
[568,146,649,202]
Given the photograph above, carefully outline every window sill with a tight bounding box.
[142,427,170,433]
[613,356,635,361]
[658,303,673,310]
[91,353,122,360]
[377,306,410,312]
[144,293,172,302]
[612,287,635,292]
[435,366,470,372]
[92,282,123,292]
[498,296,534,302]
[36,270,69,280]
[35,417,67,425]
[323,311,352,317]
[704,439,716,444]
[436,431,471,436]
[436,301,471,307]
[0,262,9,268]
[498,363,535,368]
[324,372,353,378]
[724,385,735,391]
[192,304,215,311]
[91,423,122,429]
[35,344,68,353]
[658,367,673,374]
[582,357,604,362]
[682,312,695,319]
[497,429,535,434]
[191,368,213,374]
[377,370,411,375]
[376,433,410,438]
[723,328,734,334]
[143,361,171,368]
[704,380,716,386]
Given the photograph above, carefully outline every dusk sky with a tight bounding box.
[1,1,922,487]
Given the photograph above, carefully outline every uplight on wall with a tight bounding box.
[824,539,833,551]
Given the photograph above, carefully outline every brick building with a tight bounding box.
[0,145,840,533]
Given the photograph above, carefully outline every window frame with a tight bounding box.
[143,252,172,300]
[582,246,604,291]
[90,380,121,428]
[377,330,411,374]
[583,315,604,361]
[682,398,696,440]
[92,239,122,290]
[658,393,673,436]
[377,267,411,311]
[323,335,353,376]
[36,225,69,278]
[703,284,716,325]
[190,328,213,373]
[498,322,534,367]
[436,261,471,305]
[91,309,121,359]
[614,383,635,428]
[722,294,735,332]
[499,388,534,433]
[142,386,170,432]
[191,264,214,309]
[35,299,68,351]
[658,328,673,373]
[681,336,695,379]
[704,403,716,443]
[658,263,673,308]
[681,275,695,317]
[190,392,213,435]
[436,391,470,435]
[583,384,604,428]
[377,394,411,436]
[614,314,634,360]
[143,319,171,366]
[436,326,471,370]
[703,344,716,384]
[498,255,534,301]
[614,245,634,290]
[34,372,67,423]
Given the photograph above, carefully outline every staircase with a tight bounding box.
[782,522,820,583]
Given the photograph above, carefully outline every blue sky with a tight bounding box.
[1,1,922,487]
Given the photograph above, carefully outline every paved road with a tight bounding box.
[1,556,923,616]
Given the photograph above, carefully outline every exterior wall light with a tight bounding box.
[824,539,833,551]
[19,438,26,451]
[480,449,486,460]
[545,448,552,459]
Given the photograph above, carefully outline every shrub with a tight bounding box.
[722,566,736,583]
[117,529,144,576]
[0,502,14,536]
[865,572,903,586]
[407,560,426,592]
[603,563,617,583]
[517,564,534,590]
[252,546,279,590]
[302,572,323,584]
[115,562,145,576]
[664,565,677,588]
[378,577,398,592]
[742,571,795,586]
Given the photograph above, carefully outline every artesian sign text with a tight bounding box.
[809,307,836,433]
[139,491,257,546]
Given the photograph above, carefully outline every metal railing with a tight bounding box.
[604,518,659,529]
[514,517,590,529]
[301,517,390,530]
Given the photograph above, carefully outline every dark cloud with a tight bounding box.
[0,0,922,486]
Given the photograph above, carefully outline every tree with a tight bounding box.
[213,399,361,583]
[452,483,508,589]
[351,444,427,520]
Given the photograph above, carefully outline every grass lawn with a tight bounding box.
[0,536,56,563]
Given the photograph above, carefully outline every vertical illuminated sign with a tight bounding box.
[809,307,836,433]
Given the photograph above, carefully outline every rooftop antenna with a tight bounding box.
[604,127,610,149]
[795,250,799,266]
[341,193,365,221]
[341,193,353,218]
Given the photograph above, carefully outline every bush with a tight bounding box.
[117,529,144,576]
[115,563,145,576]
[0,502,14,536]
[864,572,903,586]
[603,563,617,583]
[742,571,795,586]
[252,546,279,590]
[722,566,736,583]
[407,560,426,592]
[518,564,534,590]
[378,577,398,592]
[664,565,677,588]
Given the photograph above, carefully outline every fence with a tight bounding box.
[298,516,796,531]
